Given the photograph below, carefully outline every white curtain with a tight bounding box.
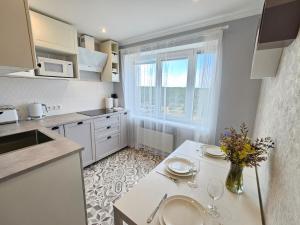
[121,29,223,154]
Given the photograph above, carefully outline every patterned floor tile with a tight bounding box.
[83,148,165,225]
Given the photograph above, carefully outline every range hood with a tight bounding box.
[78,47,108,73]
[251,0,300,79]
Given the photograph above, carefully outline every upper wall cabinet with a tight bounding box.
[251,0,300,79]
[0,0,36,75]
[30,10,78,55]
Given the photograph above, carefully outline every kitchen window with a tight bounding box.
[132,48,218,125]
[122,31,223,145]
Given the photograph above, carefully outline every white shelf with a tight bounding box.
[99,40,120,82]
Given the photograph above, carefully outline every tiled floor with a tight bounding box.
[83,148,165,225]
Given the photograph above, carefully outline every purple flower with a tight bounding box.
[223,130,231,137]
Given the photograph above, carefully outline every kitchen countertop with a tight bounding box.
[0,110,123,182]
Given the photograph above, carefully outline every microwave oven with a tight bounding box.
[36,57,74,78]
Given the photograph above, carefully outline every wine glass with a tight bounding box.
[207,178,224,218]
[196,144,206,158]
[187,159,200,188]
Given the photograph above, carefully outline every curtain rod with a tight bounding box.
[197,24,229,34]
[120,25,229,52]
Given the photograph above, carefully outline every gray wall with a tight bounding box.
[116,15,262,144]
[215,15,261,143]
[253,31,300,225]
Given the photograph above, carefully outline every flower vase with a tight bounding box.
[226,163,244,194]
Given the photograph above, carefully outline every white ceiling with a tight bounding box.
[28,0,264,45]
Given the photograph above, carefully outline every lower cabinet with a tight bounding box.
[95,133,120,161]
[47,111,129,167]
[0,152,87,225]
[64,120,95,167]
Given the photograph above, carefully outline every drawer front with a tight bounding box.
[95,133,120,161]
[94,114,119,130]
[95,123,120,139]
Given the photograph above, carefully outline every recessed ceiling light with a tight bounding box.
[101,27,107,33]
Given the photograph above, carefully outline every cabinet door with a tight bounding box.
[120,112,128,149]
[95,133,120,161]
[0,0,35,74]
[48,125,65,135]
[64,120,94,167]
[30,10,77,54]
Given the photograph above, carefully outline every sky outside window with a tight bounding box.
[162,58,188,87]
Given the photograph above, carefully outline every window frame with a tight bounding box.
[134,47,213,124]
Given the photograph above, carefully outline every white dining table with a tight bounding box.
[113,140,263,225]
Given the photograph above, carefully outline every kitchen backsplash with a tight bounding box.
[0,73,114,120]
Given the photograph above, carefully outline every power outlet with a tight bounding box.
[57,104,62,110]
[47,105,63,111]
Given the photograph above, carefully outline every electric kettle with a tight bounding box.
[28,103,48,119]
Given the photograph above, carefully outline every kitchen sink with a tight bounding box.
[0,130,53,155]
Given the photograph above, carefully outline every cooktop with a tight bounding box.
[77,109,118,117]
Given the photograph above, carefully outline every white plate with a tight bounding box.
[204,145,225,158]
[158,195,206,225]
[165,156,194,174]
[165,166,193,177]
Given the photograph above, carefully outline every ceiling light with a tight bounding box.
[101,27,107,33]
[192,0,199,2]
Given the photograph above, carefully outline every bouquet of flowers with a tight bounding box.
[220,123,274,168]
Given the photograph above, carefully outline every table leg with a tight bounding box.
[113,206,123,225]
[113,205,137,225]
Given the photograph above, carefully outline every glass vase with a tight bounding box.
[226,163,244,194]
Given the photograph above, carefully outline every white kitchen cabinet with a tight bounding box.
[30,10,78,55]
[95,133,120,161]
[64,120,95,167]
[48,125,65,135]
[0,152,87,225]
[120,111,128,149]
[94,113,120,130]
[0,0,36,75]
[94,113,121,160]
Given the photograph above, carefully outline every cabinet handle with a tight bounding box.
[107,126,111,129]
[107,136,112,140]
[106,116,110,119]
[51,126,59,130]
[77,121,83,125]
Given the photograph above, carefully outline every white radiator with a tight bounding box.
[137,127,174,153]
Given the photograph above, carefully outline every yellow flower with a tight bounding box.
[220,145,228,154]
[239,150,248,160]
[244,144,252,152]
